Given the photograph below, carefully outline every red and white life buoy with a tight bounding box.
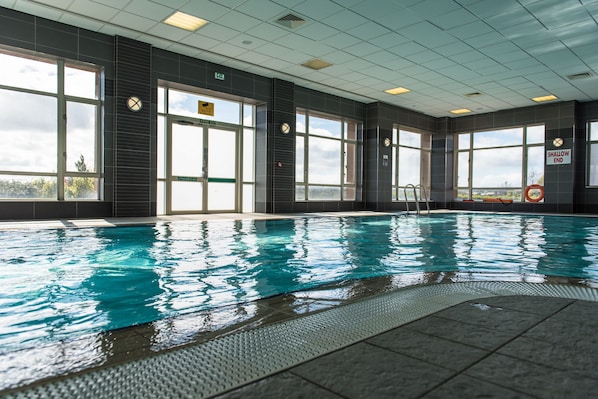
[524,184,544,202]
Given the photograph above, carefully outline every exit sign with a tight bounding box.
[214,72,225,81]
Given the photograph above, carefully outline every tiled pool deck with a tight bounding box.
[1,212,597,398]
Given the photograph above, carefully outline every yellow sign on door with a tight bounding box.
[198,101,214,116]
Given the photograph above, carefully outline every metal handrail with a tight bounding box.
[403,184,430,215]
[416,184,430,215]
[403,184,419,215]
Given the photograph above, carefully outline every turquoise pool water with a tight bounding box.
[1,213,598,350]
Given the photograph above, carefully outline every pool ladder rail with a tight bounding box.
[403,184,430,215]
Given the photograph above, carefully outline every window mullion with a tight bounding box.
[57,60,66,201]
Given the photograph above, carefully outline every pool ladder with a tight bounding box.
[404,184,430,215]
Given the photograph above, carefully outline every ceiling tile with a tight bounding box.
[465,0,522,19]
[376,8,423,30]
[407,0,461,18]
[245,22,289,41]
[343,41,380,57]
[146,23,190,41]
[295,22,338,41]
[236,0,287,20]
[388,41,427,57]
[179,1,229,21]
[123,0,171,21]
[321,9,370,30]
[446,20,493,40]
[68,0,119,20]
[215,10,262,32]
[292,0,344,20]
[348,1,401,20]
[526,1,591,29]
[346,22,391,41]
[321,32,361,49]
[429,7,478,30]
[398,21,456,48]
[110,11,156,32]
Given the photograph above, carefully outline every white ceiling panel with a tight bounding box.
[5,0,598,117]
[235,0,287,20]
[68,0,118,20]
[110,11,156,32]
[123,0,171,21]
[292,0,344,20]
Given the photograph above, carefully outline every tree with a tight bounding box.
[65,154,96,199]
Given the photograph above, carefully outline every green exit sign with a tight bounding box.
[214,72,225,81]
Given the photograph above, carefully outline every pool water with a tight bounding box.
[1,213,598,350]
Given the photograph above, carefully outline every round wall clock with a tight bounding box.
[127,96,143,112]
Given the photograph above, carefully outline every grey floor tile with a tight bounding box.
[498,335,598,380]
[422,374,535,399]
[474,295,572,316]
[367,327,489,371]
[548,300,598,328]
[405,315,516,351]
[521,315,598,346]
[291,342,454,399]
[465,353,598,398]
[435,301,545,334]
[213,372,343,399]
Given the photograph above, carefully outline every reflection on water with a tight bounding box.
[1,213,598,350]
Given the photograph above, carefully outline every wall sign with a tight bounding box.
[214,72,225,81]
[198,101,214,116]
[546,149,571,165]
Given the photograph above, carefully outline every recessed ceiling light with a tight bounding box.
[164,11,207,31]
[384,87,411,95]
[450,108,472,115]
[531,95,558,103]
[301,59,333,70]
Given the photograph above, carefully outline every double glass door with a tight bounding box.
[167,118,238,214]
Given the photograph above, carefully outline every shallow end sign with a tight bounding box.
[547,149,571,165]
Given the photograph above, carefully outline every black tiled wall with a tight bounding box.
[1,5,598,219]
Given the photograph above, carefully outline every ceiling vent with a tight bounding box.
[275,13,307,29]
[567,72,592,80]
[464,92,482,98]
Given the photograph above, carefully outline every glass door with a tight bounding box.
[207,127,237,211]
[167,119,238,214]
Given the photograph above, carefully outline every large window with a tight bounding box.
[456,125,545,201]
[391,127,431,201]
[587,121,598,186]
[295,110,361,201]
[0,47,102,200]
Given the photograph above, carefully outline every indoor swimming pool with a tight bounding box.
[1,212,598,351]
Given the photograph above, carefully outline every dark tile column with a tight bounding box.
[270,79,296,213]
[113,36,153,217]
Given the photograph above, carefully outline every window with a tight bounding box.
[295,110,361,201]
[391,127,431,201]
[587,121,598,186]
[0,47,102,200]
[456,125,545,201]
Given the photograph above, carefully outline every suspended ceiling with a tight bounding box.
[1,0,597,117]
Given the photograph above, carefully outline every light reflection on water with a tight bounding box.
[1,213,598,350]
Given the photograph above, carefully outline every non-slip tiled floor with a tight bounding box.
[215,295,598,399]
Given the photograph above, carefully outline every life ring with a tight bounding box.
[524,184,544,202]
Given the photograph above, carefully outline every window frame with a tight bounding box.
[391,126,432,202]
[586,121,598,187]
[455,124,545,201]
[0,46,103,201]
[295,109,362,202]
